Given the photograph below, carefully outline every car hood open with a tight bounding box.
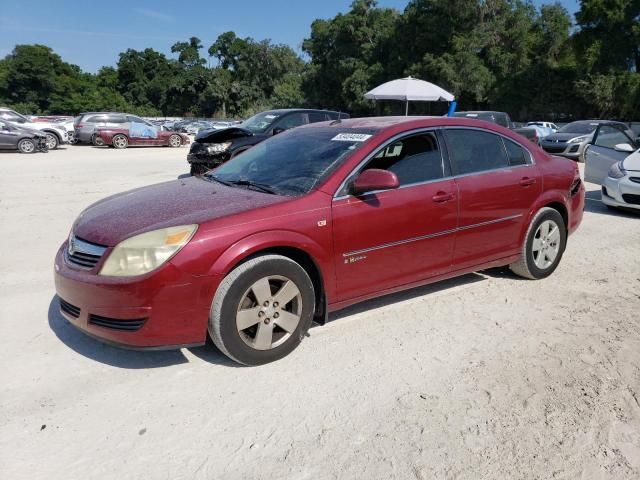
[73,177,289,246]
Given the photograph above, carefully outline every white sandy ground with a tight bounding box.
[0,144,638,480]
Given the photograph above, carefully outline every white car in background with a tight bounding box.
[584,123,640,212]
[0,107,69,149]
[527,121,558,132]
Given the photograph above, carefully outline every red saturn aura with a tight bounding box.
[54,117,584,365]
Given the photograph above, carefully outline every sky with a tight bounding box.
[0,0,580,73]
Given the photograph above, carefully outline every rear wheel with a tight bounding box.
[45,133,59,150]
[209,254,315,366]
[18,138,36,154]
[168,134,182,147]
[112,134,128,149]
[91,134,105,146]
[510,207,566,279]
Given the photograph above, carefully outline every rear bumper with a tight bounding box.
[54,244,221,348]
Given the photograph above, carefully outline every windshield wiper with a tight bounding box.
[226,179,279,195]
[203,173,233,187]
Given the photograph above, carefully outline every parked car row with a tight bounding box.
[0,107,71,150]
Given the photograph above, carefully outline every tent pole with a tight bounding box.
[405,100,409,116]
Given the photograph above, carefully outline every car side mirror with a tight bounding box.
[352,169,400,195]
[614,143,634,153]
[272,127,286,136]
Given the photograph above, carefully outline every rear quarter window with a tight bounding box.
[503,138,529,166]
[444,129,509,175]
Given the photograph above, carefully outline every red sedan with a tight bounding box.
[97,123,189,149]
[54,117,584,365]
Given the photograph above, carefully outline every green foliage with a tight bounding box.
[0,1,637,120]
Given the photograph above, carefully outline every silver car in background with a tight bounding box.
[540,120,629,161]
[584,123,640,212]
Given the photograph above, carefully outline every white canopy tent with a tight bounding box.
[364,76,455,115]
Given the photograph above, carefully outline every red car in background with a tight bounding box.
[97,120,189,149]
[54,116,584,365]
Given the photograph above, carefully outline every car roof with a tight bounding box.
[262,108,345,115]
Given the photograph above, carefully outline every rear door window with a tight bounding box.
[108,115,127,124]
[274,113,306,130]
[85,115,108,124]
[444,129,509,175]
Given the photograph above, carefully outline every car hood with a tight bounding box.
[195,126,258,143]
[622,149,640,171]
[73,177,289,246]
[543,132,593,142]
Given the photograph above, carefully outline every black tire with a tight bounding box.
[190,163,210,176]
[44,132,59,150]
[17,138,36,154]
[91,134,105,147]
[112,134,128,149]
[168,134,182,147]
[209,254,316,366]
[510,207,567,279]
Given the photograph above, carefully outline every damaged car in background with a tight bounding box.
[0,119,49,153]
[187,109,349,175]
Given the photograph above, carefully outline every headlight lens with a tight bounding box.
[99,225,198,277]
[568,136,587,143]
[207,142,232,153]
[607,161,626,179]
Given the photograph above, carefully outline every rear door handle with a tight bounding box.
[432,191,455,203]
[519,177,536,187]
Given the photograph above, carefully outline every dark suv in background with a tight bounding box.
[187,108,349,175]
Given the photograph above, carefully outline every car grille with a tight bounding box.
[88,314,146,332]
[630,177,640,184]
[59,298,81,318]
[621,194,640,205]
[66,235,108,270]
[542,144,566,153]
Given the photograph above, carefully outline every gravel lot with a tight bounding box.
[1,145,639,480]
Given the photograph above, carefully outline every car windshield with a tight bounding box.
[558,122,598,134]
[240,111,282,133]
[208,127,375,196]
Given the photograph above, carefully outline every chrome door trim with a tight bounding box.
[342,213,522,257]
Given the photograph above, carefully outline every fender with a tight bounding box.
[520,189,569,242]
[208,229,334,291]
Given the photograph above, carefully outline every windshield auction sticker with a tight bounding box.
[331,133,372,142]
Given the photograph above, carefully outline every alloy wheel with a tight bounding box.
[235,275,303,350]
[532,219,561,269]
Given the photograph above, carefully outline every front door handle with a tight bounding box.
[432,191,455,203]
[519,177,536,187]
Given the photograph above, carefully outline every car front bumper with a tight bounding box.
[53,243,222,348]
[540,141,582,159]
[601,175,640,210]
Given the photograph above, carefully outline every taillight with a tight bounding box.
[74,123,83,129]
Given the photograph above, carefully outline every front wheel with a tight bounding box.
[209,254,316,366]
[168,134,182,147]
[112,134,128,149]
[510,207,567,279]
[45,133,59,150]
[18,138,36,153]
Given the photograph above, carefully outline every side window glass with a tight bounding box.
[308,112,328,123]
[86,115,106,123]
[276,113,306,130]
[110,115,126,124]
[594,125,631,149]
[445,129,509,175]
[503,138,528,166]
[363,132,444,186]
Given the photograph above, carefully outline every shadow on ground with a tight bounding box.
[324,272,487,324]
[47,296,240,369]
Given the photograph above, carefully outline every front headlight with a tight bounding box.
[568,136,587,143]
[99,225,198,277]
[607,161,626,179]
[207,142,232,153]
